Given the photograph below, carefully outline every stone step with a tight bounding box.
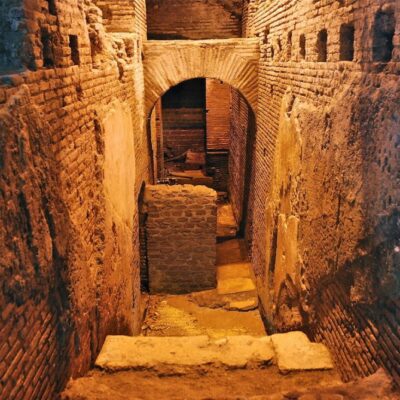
[217,261,257,295]
[95,331,334,373]
[96,335,274,371]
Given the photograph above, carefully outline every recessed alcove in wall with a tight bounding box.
[373,8,395,62]
[46,0,57,16]
[69,35,80,66]
[287,31,293,59]
[316,29,328,62]
[340,23,355,61]
[299,34,306,60]
[41,29,55,68]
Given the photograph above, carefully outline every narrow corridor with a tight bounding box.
[1,1,399,398]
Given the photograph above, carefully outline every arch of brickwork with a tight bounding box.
[143,38,260,116]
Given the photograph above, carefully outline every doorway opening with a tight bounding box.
[148,78,256,247]
[141,77,259,336]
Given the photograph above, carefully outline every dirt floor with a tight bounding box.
[141,293,265,338]
[141,238,264,338]
[62,367,400,400]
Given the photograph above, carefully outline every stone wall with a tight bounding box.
[243,0,400,385]
[0,0,149,398]
[144,185,217,294]
[146,0,243,39]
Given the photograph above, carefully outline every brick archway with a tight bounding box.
[143,38,260,117]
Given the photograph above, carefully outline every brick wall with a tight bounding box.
[0,0,149,398]
[163,108,205,130]
[228,88,249,226]
[94,0,147,36]
[206,151,229,193]
[243,0,400,385]
[228,87,256,247]
[146,0,243,39]
[162,108,206,157]
[144,185,217,294]
[206,79,231,151]
[164,129,205,157]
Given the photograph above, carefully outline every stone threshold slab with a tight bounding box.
[95,332,334,373]
[96,335,274,371]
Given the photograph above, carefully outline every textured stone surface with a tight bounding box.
[271,332,334,372]
[95,335,274,371]
[62,367,344,400]
[217,262,256,295]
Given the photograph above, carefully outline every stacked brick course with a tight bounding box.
[144,185,217,294]
[146,0,243,40]
[206,80,231,151]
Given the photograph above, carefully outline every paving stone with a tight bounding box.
[228,299,258,311]
[271,331,334,372]
[218,262,252,280]
[217,277,256,295]
[95,335,274,371]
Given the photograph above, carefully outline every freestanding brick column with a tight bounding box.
[144,184,217,294]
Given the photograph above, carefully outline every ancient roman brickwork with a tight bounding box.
[243,0,400,385]
[227,87,256,247]
[228,89,249,226]
[94,0,147,36]
[163,108,206,156]
[143,38,260,118]
[146,0,243,40]
[144,185,217,294]
[0,1,149,399]
[206,79,231,151]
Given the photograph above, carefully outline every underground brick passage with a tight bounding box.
[0,1,399,399]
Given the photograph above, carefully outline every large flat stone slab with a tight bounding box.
[217,277,256,295]
[217,262,252,280]
[271,331,334,372]
[96,335,274,371]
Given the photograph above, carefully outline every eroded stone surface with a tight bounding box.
[271,332,334,372]
[217,277,256,295]
[141,294,266,338]
[95,335,274,371]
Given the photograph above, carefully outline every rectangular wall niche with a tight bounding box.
[144,185,217,294]
[46,0,57,15]
[69,35,80,65]
[340,23,355,61]
[41,29,55,67]
[373,9,395,62]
